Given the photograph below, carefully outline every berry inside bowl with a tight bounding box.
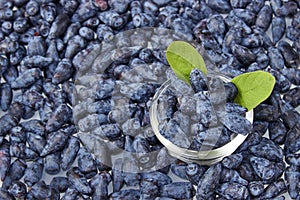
[150,71,254,165]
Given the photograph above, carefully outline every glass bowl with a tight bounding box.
[150,75,254,165]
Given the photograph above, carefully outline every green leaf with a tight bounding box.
[231,71,276,111]
[166,41,207,84]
